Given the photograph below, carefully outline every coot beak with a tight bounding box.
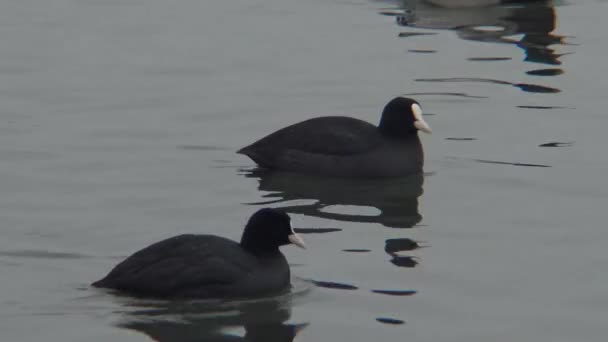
[288,234,306,249]
[414,119,432,134]
[412,103,432,134]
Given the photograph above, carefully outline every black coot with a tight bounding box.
[238,97,431,178]
[92,208,305,299]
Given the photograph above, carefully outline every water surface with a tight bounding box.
[1,0,607,341]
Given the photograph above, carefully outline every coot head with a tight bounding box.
[240,208,306,254]
[378,97,432,138]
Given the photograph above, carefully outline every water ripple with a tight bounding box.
[539,142,574,148]
[371,290,417,297]
[0,250,93,259]
[415,77,560,94]
[376,317,405,325]
[310,280,358,291]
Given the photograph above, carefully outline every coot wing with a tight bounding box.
[93,234,253,297]
[239,116,383,157]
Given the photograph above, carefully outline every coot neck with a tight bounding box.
[240,231,281,257]
[378,115,421,139]
[379,127,421,141]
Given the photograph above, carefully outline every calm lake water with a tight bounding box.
[1,0,607,341]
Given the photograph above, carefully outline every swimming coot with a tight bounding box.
[238,97,431,178]
[92,208,305,299]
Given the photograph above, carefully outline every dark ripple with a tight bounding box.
[342,249,371,253]
[446,137,477,141]
[0,250,92,259]
[404,92,487,99]
[177,145,227,151]
[376,317,405,325]
[398,32,437,38]
[515,83,560,93]
[416,77,510,85]
[518,105,572,110]
[293,228,343,234]
[408,49,436,53]
[311,280,358,291]
[526,68,564,76]
[416,77,560,94]
[468,57,512,62]
[474,159,551,168]
[539,142,573,147]
[371,289,417,297]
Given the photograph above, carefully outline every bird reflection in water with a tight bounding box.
[241,169,424,271]
[385,238,422,268]
[383,0,566,66]
[242,168,424,229]
[118,299,308,342]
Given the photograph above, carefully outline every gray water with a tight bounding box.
[1,0,607,341]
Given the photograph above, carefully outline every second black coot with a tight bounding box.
[92,208,305,299]
[238,97,431,178]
